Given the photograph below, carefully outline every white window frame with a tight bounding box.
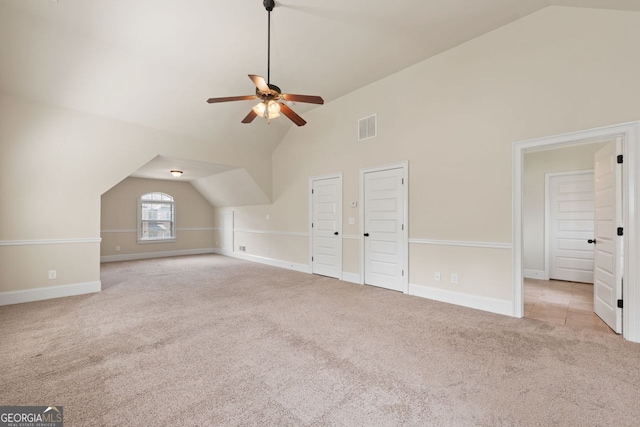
[137,192,176,243]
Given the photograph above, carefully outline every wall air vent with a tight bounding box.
[358,114,377,141]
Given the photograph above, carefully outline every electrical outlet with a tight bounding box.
[434,272,441,281]
[266,214,270,220]
[115,246,120,252]
[266,247,270,255]
[239,245,246,252]
[48,270,56,280]
[451,273,458,284]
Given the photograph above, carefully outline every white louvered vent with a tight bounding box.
[358,114,377,141]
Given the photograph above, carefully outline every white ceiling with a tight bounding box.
[1,0,639,154]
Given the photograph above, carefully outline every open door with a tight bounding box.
[363,167,405,292]
[310,175,342,279]
[593,139,623,333]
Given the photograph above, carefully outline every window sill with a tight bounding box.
[137,239,176,244]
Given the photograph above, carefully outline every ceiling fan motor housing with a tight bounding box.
[263,0,275,12]
[256,83,282,101]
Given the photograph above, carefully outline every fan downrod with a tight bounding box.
[263,0,275,12]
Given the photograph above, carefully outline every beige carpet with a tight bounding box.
[1,254,639,426]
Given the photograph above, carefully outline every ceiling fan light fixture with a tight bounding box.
[253,101,280,120]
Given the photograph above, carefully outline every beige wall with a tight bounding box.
[522,142,608,273]
[0,93,271,293]
[4,6,640,306]
[230,6,640,300]
[101,177,217,258]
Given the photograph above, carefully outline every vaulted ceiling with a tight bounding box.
[1,0,639,155]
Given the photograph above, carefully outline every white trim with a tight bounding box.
[100,247,215,263]
[137,193,175,243]
[523,269,547,280]
[0,238,101,246]
[136,238,176,244]
[544,170,594,282]
[233,229,309,237]
[409,238,511,249]
[0,281,101,306]
[409,283,512,316]
[221,211,234,253]
[341,272,361,284]
[309,172,343,280]
[101,229,137,234]
[359,161,409,293]
[513,121,640,343]
[342,234,359,240]
[212,248,311,274]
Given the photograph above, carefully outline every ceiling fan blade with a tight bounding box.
[207,95,256,103]
[279,103,307,126]
[248,74,270,93]
[241,110,258,124]
[281,94,324,105]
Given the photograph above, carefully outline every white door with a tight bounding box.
[311,176,342,278]
[548,172,595,283]
[593,140,623,333]
[363,168,404,292]
[222,211,234,253]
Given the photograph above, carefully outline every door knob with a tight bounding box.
[334,232,339,235]
[364,233,369,237]
[588,239,596,244]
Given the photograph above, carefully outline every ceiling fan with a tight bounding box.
[206,0,324,126]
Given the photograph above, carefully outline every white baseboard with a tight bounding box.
[212,248,311,274]
[341,272,361,284]
[523,269,547,280]
[409,283,513,317]
[101,248,216,263]
[0,281,101,306]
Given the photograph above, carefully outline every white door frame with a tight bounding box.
[544,169,594,282]
[309,172,343,280]
[359,161,409,294]
[513,121,640,342]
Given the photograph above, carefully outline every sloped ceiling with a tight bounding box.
[131,155,237,182]
[1,0,638,206]
[2,0,638,156]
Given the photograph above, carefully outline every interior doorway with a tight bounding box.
[513,122,640,342]
[222,210,234,253]
[359,161,409,293]
[309,173,343,279]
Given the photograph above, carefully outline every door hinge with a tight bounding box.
[401,178,404,185]
[312,256,314,261]
[618,299,623,309]
[402,270,404,276]
[402,224,404,231]
[617,154,623,164]
[618,227,624,236]
[311,223,314,228]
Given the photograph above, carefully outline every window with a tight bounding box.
[138,192,175,243]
